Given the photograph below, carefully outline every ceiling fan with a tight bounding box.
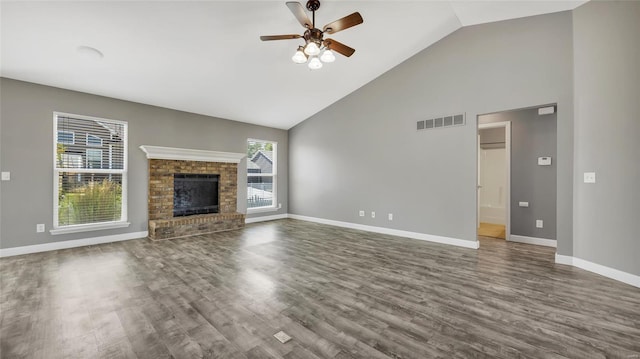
[260,0,363,69]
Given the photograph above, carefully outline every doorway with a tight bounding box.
[477,121,511,240]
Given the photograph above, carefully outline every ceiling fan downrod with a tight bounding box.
[306,0,321,28]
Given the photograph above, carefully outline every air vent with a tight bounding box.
[417,113,466,132]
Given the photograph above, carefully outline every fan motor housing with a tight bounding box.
[304,28,323,45]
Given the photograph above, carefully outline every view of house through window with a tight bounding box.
[247,139,276,210]
[54,113,127,228]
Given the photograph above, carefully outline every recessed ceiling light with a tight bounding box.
[76,45,103,60]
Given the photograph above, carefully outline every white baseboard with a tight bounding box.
[0,231,148,258]
[245,213,289,224]
[554,253,574,265]
[509,234,557,247]
[555,253,639,288]
[288,214,479,249]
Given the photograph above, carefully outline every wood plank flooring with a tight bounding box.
[478,223,506,239]
[1,219,639,358]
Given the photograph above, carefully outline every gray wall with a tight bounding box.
[573,1,640,275]
[289,12,574,250]
[480,108,557,240]
[0,78,288,250]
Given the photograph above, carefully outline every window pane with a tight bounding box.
[87,134,103,147]
[57,131,74,144]
[57,173,123,226]
[247,140,274,174]
[86,149,103,169]
[56,116,125,170]
[247,176,274,208]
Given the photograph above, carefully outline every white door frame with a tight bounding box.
[478,121,511,241]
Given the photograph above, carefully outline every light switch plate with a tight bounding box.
[1,172,10,181]
[359,210,365,217]
[36,224,45,232]
[519,202,529,207]
[536,220,543,228]
[538,157,552,166]
[371,211,376,219]
[584,172,596,183]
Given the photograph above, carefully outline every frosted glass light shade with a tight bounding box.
[304,42,320,56]
[291,50,307,64]
[308,56,322,70]
[320,49,335,63]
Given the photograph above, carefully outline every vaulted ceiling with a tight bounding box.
[1,1,585,129]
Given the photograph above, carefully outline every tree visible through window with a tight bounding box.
[54,113,127,229]
[247,139,276,210]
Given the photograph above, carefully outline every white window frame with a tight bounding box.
[247,138,278,213]
[86,133,103,147]
[57,130,75,144]
[51,112,129,235]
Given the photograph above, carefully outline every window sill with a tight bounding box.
[50,221,130,235]
[247,206,279,214]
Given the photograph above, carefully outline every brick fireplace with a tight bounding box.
[140,146,246,240]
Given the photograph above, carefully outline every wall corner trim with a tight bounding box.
[288,214,479,249]
[509,235,557,247]
[245,214,289,224]
[555,254,640,288]
[0,231,148,258]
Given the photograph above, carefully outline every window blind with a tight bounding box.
[54,113,128,228]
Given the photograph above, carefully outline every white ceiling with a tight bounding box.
[1,1,586,130]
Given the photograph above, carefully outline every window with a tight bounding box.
[57,131,74,144]
[247,139,277,211]
[86,134,103,147]
[86,149,103,169]
[52,112,128,234]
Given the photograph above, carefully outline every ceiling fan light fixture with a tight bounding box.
[320,49,335,63]
[308,56,323,70]
[304,42,320,56]
[292,47,308,64]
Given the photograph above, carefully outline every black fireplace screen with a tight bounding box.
[173,174,219,217]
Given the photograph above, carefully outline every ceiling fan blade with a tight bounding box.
[324,38,355,57]
[286,2,313,29]
[260,34,302,41]
[322,12,363,34]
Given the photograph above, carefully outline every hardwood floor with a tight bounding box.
[1,219,639,359]
[477,222,506,239]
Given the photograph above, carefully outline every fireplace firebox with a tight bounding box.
[173,174,219,217]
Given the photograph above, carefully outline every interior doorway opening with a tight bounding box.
[477,121,511,240]
[476,104,558,248]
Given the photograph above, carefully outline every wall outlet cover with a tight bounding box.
[519,201,529,207]
[388,213,393,221]
[584,172,596,183]
[371,211,376,218]
[36,224,45,232]
[536,220,543,228]
[1,172,10,181]
[359,210,365,217]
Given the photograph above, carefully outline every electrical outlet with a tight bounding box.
[371,211,375,218]
[278,203,282,209]
[388,213,393,221]
[584,172,596,183]
[359,210,365,217]
[36,224,45,233]
[536,220,543,228]
[1,172,10,181]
